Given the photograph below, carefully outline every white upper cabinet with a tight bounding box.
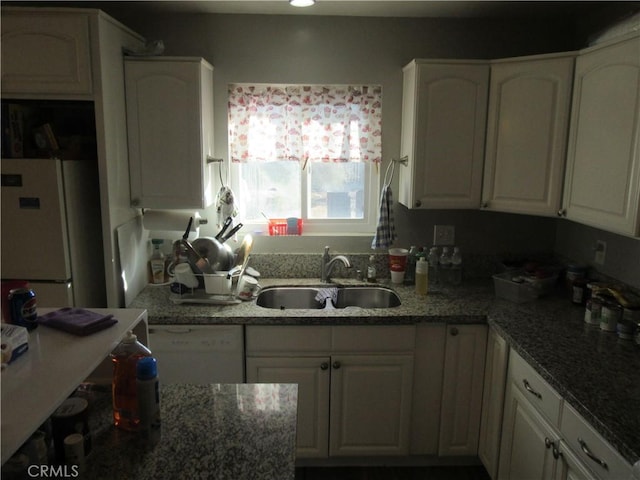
[399,60,489,209]
[562,33,640,237]
[482,53,575,216]
[125,57,216,209]
[1,11,93,97]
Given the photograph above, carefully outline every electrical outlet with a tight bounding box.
[433,225,455,246]
[594,240,606,265]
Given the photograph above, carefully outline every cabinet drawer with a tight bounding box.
[508,350,562,425]
[331,326,415,352]
[560,403,632,480]
[246,326,332,354]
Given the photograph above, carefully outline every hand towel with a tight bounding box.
[38,308,118,336]
[371,184,397,249]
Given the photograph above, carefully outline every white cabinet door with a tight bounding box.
[482,54,574,216]
[329,354,414,457]
[498,380,559,480]
[246,356,330,458]
[1,11,92,96]
[478,327,509,478]
[399,60,489,209]
[563,34,640,236]
[439,324,487,456]
[125,57,215,209]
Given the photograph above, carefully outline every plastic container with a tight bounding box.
[450,247,462,285]
[415,258,428,296]
[111,331,152,431]
[137,357,161,444]
[439,247,451,284]
[492,271,558,303]
[427,247,439,286]
[268,218,303,236]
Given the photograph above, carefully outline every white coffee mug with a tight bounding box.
[204,273,232,295]
[237,275,259,300]
[174,263,199,288]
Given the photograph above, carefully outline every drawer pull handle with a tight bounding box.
[523,379,542,399]
[578,438,608,470]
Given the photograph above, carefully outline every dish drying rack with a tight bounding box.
[169,272,242,305]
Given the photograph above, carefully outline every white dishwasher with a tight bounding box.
[148,325,244,384]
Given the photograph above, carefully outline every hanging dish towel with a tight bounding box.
[372,184,397,249]
[372,160,398,249]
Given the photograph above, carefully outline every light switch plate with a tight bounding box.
[433,225,455,246]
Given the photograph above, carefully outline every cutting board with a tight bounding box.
[116,215,149,307]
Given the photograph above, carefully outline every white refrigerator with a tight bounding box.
[1,158,106,309]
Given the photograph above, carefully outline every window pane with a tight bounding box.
[238,161,301,221]
[308,162,365,219]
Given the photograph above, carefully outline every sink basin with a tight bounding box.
[333,286,401,309]
[255,285,401,310]
[255,287,325,310]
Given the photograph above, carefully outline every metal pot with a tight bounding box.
[192,237,235,272]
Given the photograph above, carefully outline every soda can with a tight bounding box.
[9,287,38,330]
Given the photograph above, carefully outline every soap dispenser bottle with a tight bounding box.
[366,255,377,283]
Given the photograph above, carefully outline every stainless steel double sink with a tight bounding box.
[256,285,401,310]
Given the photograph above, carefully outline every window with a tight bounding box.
[228,84,382,234]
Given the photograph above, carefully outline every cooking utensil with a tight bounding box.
[192,237,235,272]
[215,216,233,240]
[181,217,215,274]
[220,222,243,243]
[228,234,253,277]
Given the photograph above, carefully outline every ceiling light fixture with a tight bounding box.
[289,0,315,7]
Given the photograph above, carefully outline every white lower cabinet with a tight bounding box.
[439,324,488,456]
[245,325,415,459]
[329,354,414,456]
[498,350,631,480]
[499,377,560,479]
[246,355,330,458]
[478,327,509,478]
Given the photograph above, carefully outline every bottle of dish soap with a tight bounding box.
[111,331,152,431]
[366,255,377,283]
[149,239,165,284]
[415,257,429,296]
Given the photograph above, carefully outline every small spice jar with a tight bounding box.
[584,295,603,325]
[571,278,588,305]
[600,301,622,332]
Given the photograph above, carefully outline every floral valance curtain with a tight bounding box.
[228,84,382,164]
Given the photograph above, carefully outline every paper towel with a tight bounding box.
[142,210,207,233]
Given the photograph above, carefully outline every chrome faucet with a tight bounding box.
[321,246,352,283]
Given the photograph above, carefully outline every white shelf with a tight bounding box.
[1,308,148,464]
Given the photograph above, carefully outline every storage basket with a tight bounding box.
[492,270,558,303]
[268,218,303,236]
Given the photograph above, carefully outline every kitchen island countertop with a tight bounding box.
[131,279,640,466]
[84,383,298,480]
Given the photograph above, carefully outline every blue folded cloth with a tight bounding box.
[38,308,118,336]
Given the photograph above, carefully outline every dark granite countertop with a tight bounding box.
[130,279,640,466]
[84,384,298,480]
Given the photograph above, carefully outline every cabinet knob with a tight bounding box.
[481,202,489,208]
[131,198,140,207]
[332,361,341,369]
[415,200,422,208]
[320,362,329,370]
[557,209,566,217]
[450,327,459,336]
